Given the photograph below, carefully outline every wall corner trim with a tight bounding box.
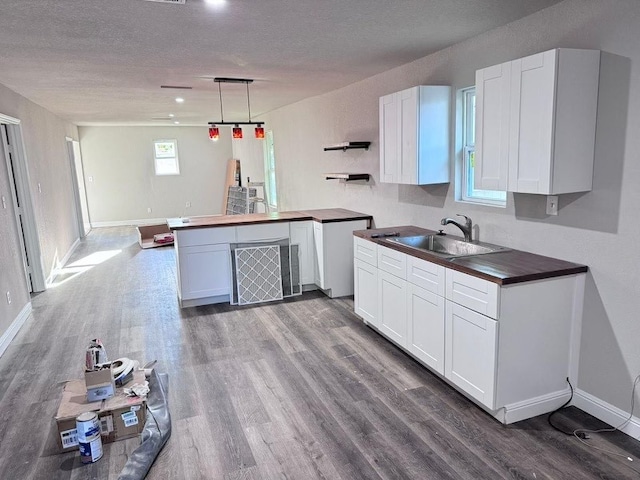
[573,388,640,441]
[0,302,32,359]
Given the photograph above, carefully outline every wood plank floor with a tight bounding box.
[0,226,639,479]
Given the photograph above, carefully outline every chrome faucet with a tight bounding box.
[441,214,473,242]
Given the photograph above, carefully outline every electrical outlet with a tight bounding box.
[37,183,42,193]
[1,195,6,209]
[185,201,191,208]
[147,207,152,213]
[88,176,94,183]
[6,291,11,305]
[546,195,559,215]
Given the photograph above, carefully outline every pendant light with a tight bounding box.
[208,77,265,140]
[208,126,220,141]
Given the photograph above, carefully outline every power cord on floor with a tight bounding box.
[571,372,640,465]
[547,377,578,436]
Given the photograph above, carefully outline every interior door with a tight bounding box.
[2,125,32,292]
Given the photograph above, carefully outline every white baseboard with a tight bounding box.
[573,388,640,440]
[91,218,168,228]
[492,389,572,424]
[0,302,32,358]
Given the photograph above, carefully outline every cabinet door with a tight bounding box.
[445,301,497,409]
[399,87,419,185]
[354,259,378,327]
[179,244,231,300]
[379,92,399,183]
[508,50,557,194]
[475,62,511,192]
[377,270,408,348]
[407,283,445,375]
[290,221,315,285]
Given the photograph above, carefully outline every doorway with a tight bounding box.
[0,114,46,292]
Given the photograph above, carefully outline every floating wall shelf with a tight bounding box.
[323,141,371,152]
[325,173,370,182]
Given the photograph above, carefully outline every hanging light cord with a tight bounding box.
[246,81,252,122]
[218,81,224,123]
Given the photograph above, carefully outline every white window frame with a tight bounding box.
[457,87,506,207]
[263,130,278,210]
[153,139,180,176]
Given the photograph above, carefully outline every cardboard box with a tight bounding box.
[85,364,115,402]
[55,371,147,452]
[137,224,174,249]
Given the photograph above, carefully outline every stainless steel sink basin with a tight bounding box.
[385,234,510,258]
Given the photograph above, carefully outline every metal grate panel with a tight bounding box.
[235,245,283,305]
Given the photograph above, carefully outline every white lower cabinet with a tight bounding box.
[314,220,369,297]
[354,259,378,327]
[407,283,445,375]
[445,300,497,409]
[378,270,408,348]
[178,243,232,301]
[353,235,584,424]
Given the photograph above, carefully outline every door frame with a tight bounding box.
[65,137,91,238]
[1,113,46,292]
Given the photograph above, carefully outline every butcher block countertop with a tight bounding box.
[167,208,372,230]
[354,226,588,286]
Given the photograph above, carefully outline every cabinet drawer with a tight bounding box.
[236,222,289,242]
[446,269,500,319]
[377,245,407,279]
[176,226,236,247]
[407,256,445,296]
[354,236,377,267]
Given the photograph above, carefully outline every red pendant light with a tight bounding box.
[232,125,243,139]
[254,125,265,139]
[208,126,220,141]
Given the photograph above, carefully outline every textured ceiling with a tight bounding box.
[0,0,564,125]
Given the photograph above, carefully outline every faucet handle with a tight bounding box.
[456,213,471,224]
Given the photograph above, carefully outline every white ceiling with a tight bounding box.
[0,0,564,126]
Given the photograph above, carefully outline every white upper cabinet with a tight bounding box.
[379,85,451,185]
[475,48,600,195]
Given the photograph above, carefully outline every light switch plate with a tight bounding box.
[546,195,559,216]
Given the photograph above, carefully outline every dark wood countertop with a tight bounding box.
[168,208,372,230]
[354,226,588,286]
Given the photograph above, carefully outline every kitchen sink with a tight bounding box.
[385,234,510,258]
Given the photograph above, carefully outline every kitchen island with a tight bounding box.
[168,209,372,307]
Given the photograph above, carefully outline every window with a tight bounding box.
[153,139,180,175]
[263,130,278,210]
[459,88,506,206]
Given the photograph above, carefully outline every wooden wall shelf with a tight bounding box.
[325,173,370,182]
[323,142,371,152]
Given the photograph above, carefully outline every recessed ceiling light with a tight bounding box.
[168,114,175,117]
[205,0,226,7]
[175,97,185,103]
[174,121,180,125]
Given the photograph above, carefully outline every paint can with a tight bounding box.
[76,412,103,464]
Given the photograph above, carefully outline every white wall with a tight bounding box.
[0,83,79,336]
[79,126,233,223]
[261,0,640,417]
